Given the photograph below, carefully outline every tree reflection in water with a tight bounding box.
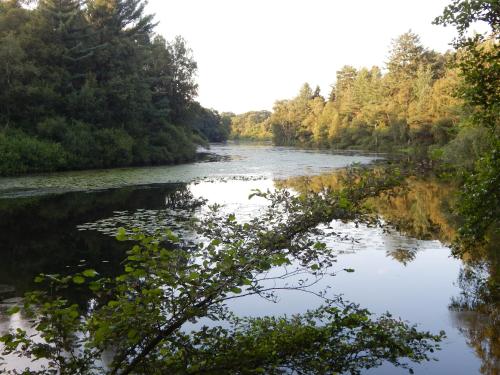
[278,169,499,373]
[386,247,418,266]
[451,240,500,375]
[0,183,197,297]
[359,172,499,374]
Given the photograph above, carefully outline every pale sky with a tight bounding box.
[148,0,459,114]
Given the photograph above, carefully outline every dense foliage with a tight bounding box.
[228,110,272,140]
[0,0,227,176]
[229,0,499,244]
[186,102,230,144]
[230,32,463,154]
[434,0,499,245]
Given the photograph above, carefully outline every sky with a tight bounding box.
[147,0,460,114]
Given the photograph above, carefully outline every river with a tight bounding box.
[0,143,497,374]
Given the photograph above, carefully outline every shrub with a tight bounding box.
[0,130,67,175]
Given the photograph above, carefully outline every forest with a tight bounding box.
[229,19,499,241]
[229,31,497,172]
[0,0,228,175]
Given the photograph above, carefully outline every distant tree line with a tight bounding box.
[227,110,272,140]
[0,0,228,176]
[230,30,493,168]
[229,20,498,246]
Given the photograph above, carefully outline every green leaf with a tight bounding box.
[166,231,180,243]
[82,269,98,278]
[313,242,326,250]
[273,255,289,266]
[72,275,85,285]
[260,261,272,270]
[34,276,44,283]
[339,195,351,209]
[231,287,242,294]
[94,326,108,344]
[128,329,138,340]
[7,306,20,315]
[116,227,127,241]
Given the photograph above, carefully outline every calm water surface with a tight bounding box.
[0,143,496,374]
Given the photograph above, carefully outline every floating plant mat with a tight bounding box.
[77,187,207,238]
[77,208,191,237]
[0,143,378,199]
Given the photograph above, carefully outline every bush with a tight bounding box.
[0,175,444,374]
[93,128,135,168]
[0,130,67,175]
[36,116,70,142]
[441,126,491,171]
[60,121,98,169]
[431,118,455,145]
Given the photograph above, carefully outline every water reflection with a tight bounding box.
[386,248,418,266]
[450,240,500,374]
[0,143,378,198]
[277,172,459,244]
[277,170,499,374]
[0,184,187,296]
[0,152,498,373]
[452,310,499,375]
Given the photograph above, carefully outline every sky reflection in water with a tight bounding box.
[0,144,493,374]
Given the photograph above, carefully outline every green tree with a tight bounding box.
[0,32,30,128]
[386,31,426,80]
[185,102,229,142]
[435,0,499,243]
[163,36,199,123]
[0,0,222,175]
[229,110,272,140]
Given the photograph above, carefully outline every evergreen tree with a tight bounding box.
[386,31,425,80]
[0,0,224,175]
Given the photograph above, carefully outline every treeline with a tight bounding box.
[229,23,498,244]
[0,0,227,176]
[230,31,490,163]
[227,110,272,140]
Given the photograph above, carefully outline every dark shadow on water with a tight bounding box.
[0,183,189,298]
